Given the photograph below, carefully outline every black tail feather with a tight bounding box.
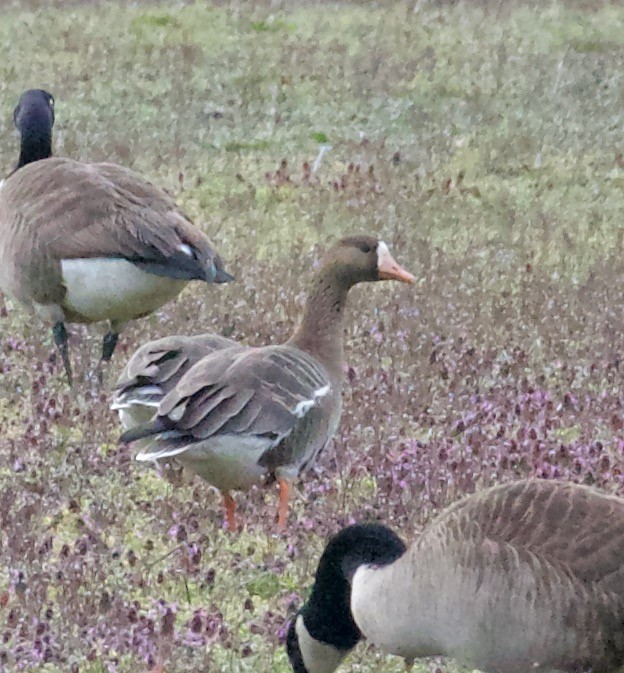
[119,417,171,444]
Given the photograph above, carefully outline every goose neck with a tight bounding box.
[286,524,406,673]
[17,129,52,169]
[288,266,353,370]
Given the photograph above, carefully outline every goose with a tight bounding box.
[287,478,624,673]
[119,236,414,531]
[0,89,233,384]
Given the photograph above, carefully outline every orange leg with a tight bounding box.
[223,492,236,531]
[277,479,291,532]
[149,656,165,673]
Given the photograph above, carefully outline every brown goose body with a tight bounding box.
[119,236,414,530]
[0,158,229,325]
[0,90,232,384]
[288,479,624,673]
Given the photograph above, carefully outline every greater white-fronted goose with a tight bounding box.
[0,89,233,384]
[287,478,624,673]
[119,236,414,531]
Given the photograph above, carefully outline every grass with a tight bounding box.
[1,0,624,671]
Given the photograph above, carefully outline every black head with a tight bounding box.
[286,523,406,673]
[323,236,414,286]
[12,89,55,169]
[13,89,55,133]
[318,522,407,581]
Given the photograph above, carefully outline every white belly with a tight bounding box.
[117,405,157,431]
[175,436,271,492]
[60,258,188,324]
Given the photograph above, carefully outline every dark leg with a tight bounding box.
[93,330,119,384]
[52,321,72,386]
[101,331,119,362]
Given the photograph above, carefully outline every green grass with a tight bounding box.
[1,1,624,672]
[2,1,624,275]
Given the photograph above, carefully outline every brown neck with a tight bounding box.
[288,266,355,373]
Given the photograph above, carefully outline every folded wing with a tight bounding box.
[112,333,239,413]
[120,344,332,469]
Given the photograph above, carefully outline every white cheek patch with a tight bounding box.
[295,615,346,673]
[293,383,331,418]
[376,241,392,269]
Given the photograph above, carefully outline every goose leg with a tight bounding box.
[148,656,164,673]
[223,492,236,531]
[101,330,119,363]
[95,324,121,383]
[277,479,291,532]
[52,321,72,386]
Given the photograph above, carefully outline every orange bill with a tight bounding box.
[377,241,415,283]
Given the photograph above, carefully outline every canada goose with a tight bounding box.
[0,89,233,384]
[119,236,414,531]
[287,478,624,673]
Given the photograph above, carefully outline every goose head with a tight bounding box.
[322,236,415,287]
[286,523,406,673]
[13,88,55,169]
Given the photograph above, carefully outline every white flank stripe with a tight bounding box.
[314,383,331,398]
[169,401,187,421]
[110,386,163,410]
[179,243,193,257]
[136,444,189,463]
[293,383,331,418]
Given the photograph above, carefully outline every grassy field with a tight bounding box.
[1,0,624,671]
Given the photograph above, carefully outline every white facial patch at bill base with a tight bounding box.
[295,615,347,673]
[376,240,392,268]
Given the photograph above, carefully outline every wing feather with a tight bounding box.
[123,344,333,468]
[112,334,238,416]
[434,479,624,586]
[0,158,231,304]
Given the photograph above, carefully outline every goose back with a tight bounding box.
[121,344,337,492]
[0,157,228,322]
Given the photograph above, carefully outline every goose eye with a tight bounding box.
[359,243,372,253]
